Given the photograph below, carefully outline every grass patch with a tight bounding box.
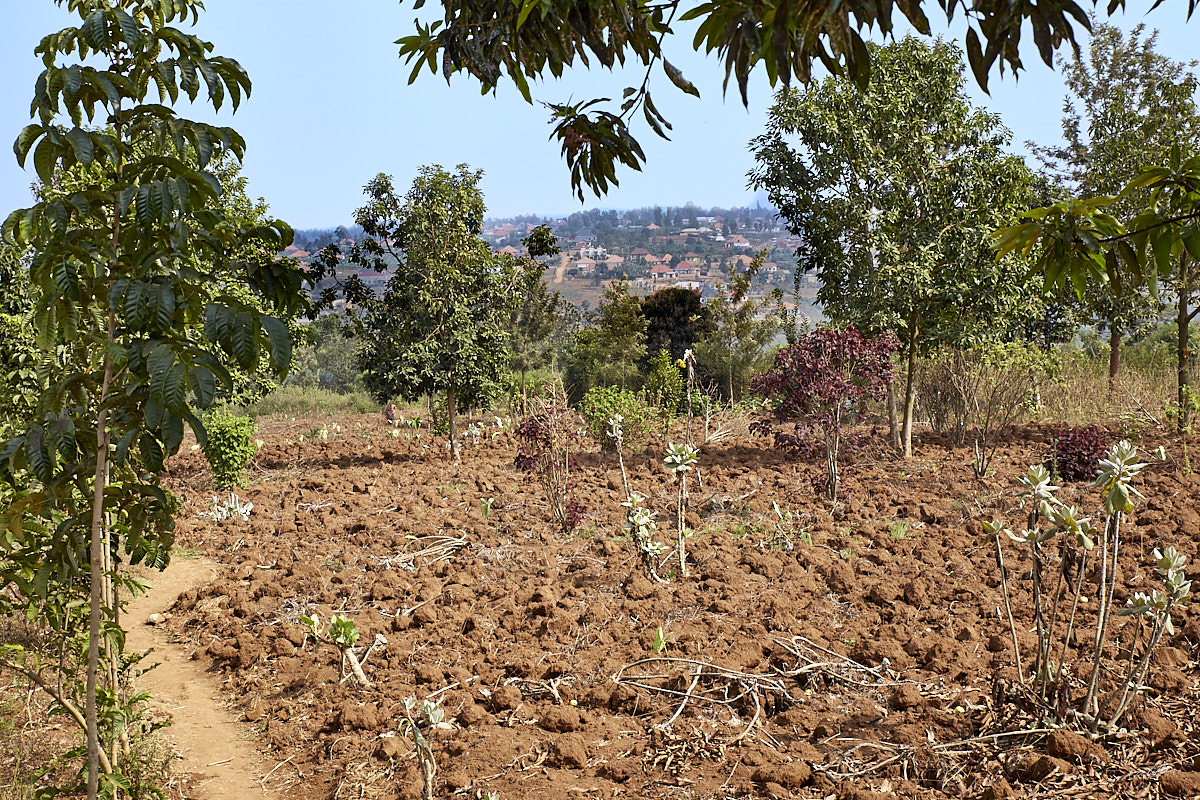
[243,386,379,419]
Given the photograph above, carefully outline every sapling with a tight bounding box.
[1082,440,1147,722]
[301,614,386,686]
[1110,546,1192,725]
[515,382,584,532]
[984,441,1184,731]
[200,493,254,522]
[663,442,699,577]
[610,415,666,581]
[400,695,452,800]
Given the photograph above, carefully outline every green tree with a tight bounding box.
[693,252,783,402]
[322,167,517,459]
[0,3,304,796]
[1032,22,1196,391]
[563,278,647,400]
[397,0,1183,199]
[999,75,1200,432]
[641,287,714,364]
[750,37,1043,457]
[506,225,565,408]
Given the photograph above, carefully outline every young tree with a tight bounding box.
[1,3,304,796]
[1000,74,1200,433]
[753,328,898,501]
[317,167,517,459]
[506,225,565,409]
[693,252,784,402]
[563,278,647,400]
[749,37,1044,457]
[641,287,714,364]
[1032,23,1196,391]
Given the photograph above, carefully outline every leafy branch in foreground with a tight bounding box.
[396,0,1167,198]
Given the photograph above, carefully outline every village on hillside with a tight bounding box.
[283,205,824,322]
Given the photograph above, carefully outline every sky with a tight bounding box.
[1,1,1197,229]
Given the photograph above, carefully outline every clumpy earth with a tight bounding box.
[159,413,1200,800]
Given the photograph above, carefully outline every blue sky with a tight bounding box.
[1,1,1196,228]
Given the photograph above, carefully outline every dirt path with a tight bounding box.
[125,559,281,800]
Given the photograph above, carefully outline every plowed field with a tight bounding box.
[159,413,1200,800]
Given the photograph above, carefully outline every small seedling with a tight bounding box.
[200,493,254,521]
[301,613,386,686]
[480,497,494,518]
[611,416,666,581]
[889,520,910,539]
[651,626,671,654]
[664,442,699,577]
[400,696,453,800]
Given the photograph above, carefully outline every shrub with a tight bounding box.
[643,349,684,436]
[752,327,897,501]
[1049,425,1106,481]
[514,383,584,532]
[579,386,653,451]
[948,341,1060,478]
[202,410,259,490]
[917,352,968,443]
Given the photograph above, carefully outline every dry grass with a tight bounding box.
[1039,351,1173,428]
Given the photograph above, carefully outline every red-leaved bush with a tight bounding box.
[514,384,584,532]
[751,328,898,501]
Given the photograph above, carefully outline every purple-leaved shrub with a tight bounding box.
[751,328,897,501]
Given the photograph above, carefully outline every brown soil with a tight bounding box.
[154,414,1200,800]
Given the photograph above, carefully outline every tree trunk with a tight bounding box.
[447,386,460,462]
[887,377,900,451]
[1178,256,1192,435]
[1108,323,1121,398]
[87,327,115,800]
[901,314,920,459]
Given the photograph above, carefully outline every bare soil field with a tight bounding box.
[157,413,1200,800]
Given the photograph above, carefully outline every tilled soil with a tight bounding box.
[160,413,1200,800]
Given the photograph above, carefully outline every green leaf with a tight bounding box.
[139,432,165,473]
[33,137,59,185]
[229,310,258,371]
[260,316,292,377]
[25,425,53,484]
[65,127,94,166]
[187,364,217,408]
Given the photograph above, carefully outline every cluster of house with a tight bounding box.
[285,219,818,305]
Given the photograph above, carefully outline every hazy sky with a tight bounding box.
[1,1,1196,228]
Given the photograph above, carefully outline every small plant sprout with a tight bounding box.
[663,442,699,576]
[400,695,453,800]
[480,497,495,518]
[1111,546,1192,723]
[200,493,254,521]
[651,625,671,654]
[622,493,665,581]
[610,416,666,581]
[300,613,387,686]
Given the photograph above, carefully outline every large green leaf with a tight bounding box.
[260,315,292,376]
[229,310,258,371]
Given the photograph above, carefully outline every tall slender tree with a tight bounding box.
[1,3,304,796]
[319,167,518,460]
